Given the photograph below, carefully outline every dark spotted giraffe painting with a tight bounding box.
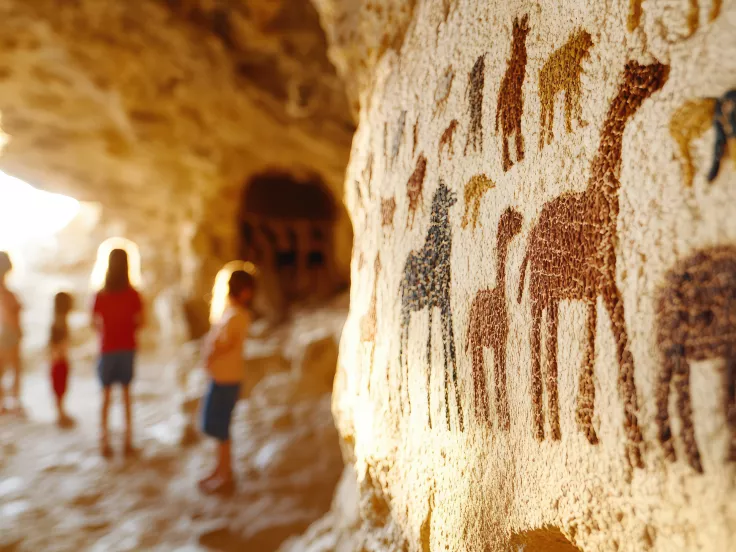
[538,29,593,150]
[398,180,464,432]
[466,208,523,428]
[496,14,529,172]
[464,55,485,155]
[517,60,669,470]
[655,245,736,473]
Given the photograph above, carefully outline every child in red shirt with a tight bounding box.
[92,249,144,457]
[50,292,74,427]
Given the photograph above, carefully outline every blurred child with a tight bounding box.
[199,269,254,494]
[0,251,23,415]
[49,292,74,427]
[92,248,144,457]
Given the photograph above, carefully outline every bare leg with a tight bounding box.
[656,349,678,463]
[122,385,135,454]
[100,387,113,457]
[546,303,561,440]
[603,285,644,469]
[530,303,544,440]
[576,302,599,444]
[674,356,702,473]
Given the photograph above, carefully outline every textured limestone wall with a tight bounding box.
[323,0,736,550]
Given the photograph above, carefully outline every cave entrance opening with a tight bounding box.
[239,171,336,305]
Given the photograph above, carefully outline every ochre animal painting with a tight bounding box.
[412,117,420,157]
[655,245,736,474]
[398,181,464,432]
[439,119,459,162]
[517,60,669,470]
[708,89,736,182]
[466,208,523,428]
[538,29,594,150]
[381,197,397,229]
[360,254,382,392]
[433,66,455,119]
[461,174,496,230]
[406,154,428,229]
[465,55,486,155]
[628,0,722,36]
[669,98,716,187]
[496,15,530,172]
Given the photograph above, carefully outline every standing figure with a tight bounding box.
[496,14,530,172]
[0,251,22,415]
[655,245,736,473]
[466,208,523,428]
[200,270,254,494]
[398,181,464,431]
[49,292,74,427]
[517,60,669,470]
[92,248,145,458]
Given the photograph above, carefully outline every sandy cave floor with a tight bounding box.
[0,356,340,552]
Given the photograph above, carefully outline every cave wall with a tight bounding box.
[319,0,736,550]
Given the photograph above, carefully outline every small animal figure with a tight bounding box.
[655,245,736,473]
[433,66,455,119]
[398,180,464,431]
[496,15,530,171]
[461,174,496,230]
[465,55,486,155]
[708,89,736,183]
[439,120,459,162]
[406,154,428,229]
[669,98,717,187]
[538,29,594,150]
[466,208,523,428]
[381,197,397,229]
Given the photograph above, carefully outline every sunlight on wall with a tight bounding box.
[89,237,142,290]
[209,260,258,324]
[0,171,80,251]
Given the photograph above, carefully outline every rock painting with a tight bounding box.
[669,98,716,187]
[464,55,485,155]
[517,60,669,469]
[538,29,593,150]
[381,197,397,229]
[438,119,459,162]
[466,208,523,428]
[628,0,722,36]
[496,15,529,172]
[363,153,374,190]
[460,174,496,230]
[412,117,420,157]
[398,180,464,432]
[406,154,428,229]
[390,110,407,167]
[360,254,382,392]
[655,245,736,473]
[433,66,455,119]
[708,89,736,182]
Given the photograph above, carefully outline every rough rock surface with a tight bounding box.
[300,1,736,551]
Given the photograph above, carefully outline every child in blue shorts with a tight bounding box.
[199,269,253,494]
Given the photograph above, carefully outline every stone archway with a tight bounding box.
[239,171,337,305]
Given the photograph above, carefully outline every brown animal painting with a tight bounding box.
[517,60,670,470]
[669,98,716,187]
[655,245,736,473]
[412,117,419,157]
[465,55,486,155]
[381,197,397,229]
[360,254,382,392]
[496,15,530,172]
[406,154,428,229]
[538,29,594,150]
[439,119,459,162]
[461,174,496,230]
[628,0,722,36]
[466,208,523,428]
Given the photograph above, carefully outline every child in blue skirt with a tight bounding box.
[199,269,253,493]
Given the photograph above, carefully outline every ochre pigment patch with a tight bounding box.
[406,154,428,228]
[439,119,459,162]
[381,197,397,228]
[460,174,496,230]
[669,98,715,187]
